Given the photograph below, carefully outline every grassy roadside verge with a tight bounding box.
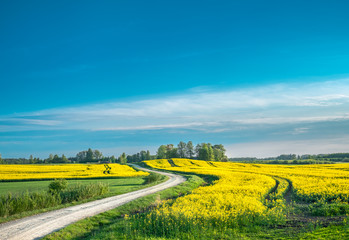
[0,173,168,224]
[43,173,204,240]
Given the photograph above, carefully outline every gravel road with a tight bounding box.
[0,165,185,240]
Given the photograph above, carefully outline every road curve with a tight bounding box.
[0,165,186,240]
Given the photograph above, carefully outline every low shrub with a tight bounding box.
[144,173,164,184]
[48,179,68,194]
[60,182,109,204]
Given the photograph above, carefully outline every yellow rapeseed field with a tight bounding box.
[0,163,148,180]
[144,159,287,229]
[143,158,349,231]
[152,159,349,203]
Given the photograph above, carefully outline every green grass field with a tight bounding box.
[0,177,148,196]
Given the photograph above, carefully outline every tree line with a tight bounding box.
[0,141,228,164]
[0,149,116,164]
[3,148,349,165]
[230,153,349,163]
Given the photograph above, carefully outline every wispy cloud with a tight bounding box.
[0,118,61,126]
[1,78,349,133]
[292,127,309,135]
[95,122,211,131]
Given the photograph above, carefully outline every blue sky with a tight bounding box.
[1,0,349,158]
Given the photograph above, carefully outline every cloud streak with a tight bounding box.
[1,78,349,133]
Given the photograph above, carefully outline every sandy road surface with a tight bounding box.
[0,165,186,240]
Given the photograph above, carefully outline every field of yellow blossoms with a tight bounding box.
[0,163,148,181]
[147,159,349,203]
[124,159,349,238]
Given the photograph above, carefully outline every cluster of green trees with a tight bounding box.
[70,149,119,163]
[125,150,155,163]
[72,148,115,163]
[156,141,228,162]
[46,154,69,163]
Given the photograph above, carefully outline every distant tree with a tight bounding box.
[207,143,214,161]
[165,144,174,159]
[29,155,34,164]
[76,151,87,163]
[195,144,201,158]
[139,150,147,161]
[86,148,94,162]
[61,154,69,163]
[186,141,194,159]
[213,144,227,162]
[93,150,103,160]
[167,144,178,158]
[146,150,151,160]
[122,152,127,163]
[157,145,167,159]
[110,155,116,163]
[126,155,132,162]
[119,152,127,164]
[177,141,187,158]
[50,154,60,163]
[0,153,3,164]
[198,143,209,161]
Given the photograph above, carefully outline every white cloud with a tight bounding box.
[1,118,61,126]
[292,127,309,134]
[94,122,210,131]
[1,78,349,133]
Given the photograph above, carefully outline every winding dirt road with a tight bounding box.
[0,165,185,240]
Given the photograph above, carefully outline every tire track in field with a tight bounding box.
[283,179,294,204]
[0,165,186,240]
[265,178,280,201]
